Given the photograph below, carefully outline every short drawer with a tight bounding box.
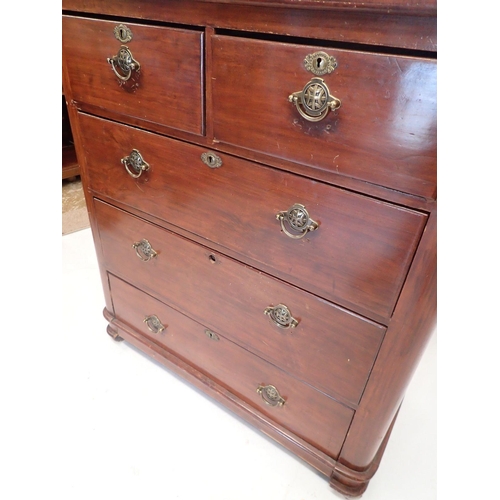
[95,200,385,408]
[211,35,437,199]
[108,273,354,459]
[62,15,204,135]
[81,113,427,320]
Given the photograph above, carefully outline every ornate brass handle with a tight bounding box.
[257,384,286,407]
[143,315,166,334]
[276,203,318,239]
[264,304,299,330]
[132,239,157,262]
[107,45,140,82]
[289,77,341,122]
[121,149,150,178]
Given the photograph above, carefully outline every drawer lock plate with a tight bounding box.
[201,151,223,169]
[114,24,133,43]
[304,51,337,76]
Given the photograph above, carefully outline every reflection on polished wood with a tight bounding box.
[62,0,436,496]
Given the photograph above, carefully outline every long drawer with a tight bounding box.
[80,113,427,320]
[95,200,386,408]
[211,35,437,199]
[62,16,204,135]
[108,273,354,459]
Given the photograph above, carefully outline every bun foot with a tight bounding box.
[107,324,124,342]
[329,469,369,498]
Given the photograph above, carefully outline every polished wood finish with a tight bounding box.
[62,0,436,52]
[62,16,204,135]
[212,35,437,199]
[79,113,427,320]
[195,0,437,11]
[62,145,79,179]
[95,199,385,407]
[109,273,355,458]
[63,1,436,496]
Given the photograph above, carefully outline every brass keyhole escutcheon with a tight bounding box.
[201,151,223,169]
[114,24,133,43]
[205,329,220,341]
[304,51,337,76]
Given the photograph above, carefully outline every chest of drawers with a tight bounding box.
[62,1,436,496]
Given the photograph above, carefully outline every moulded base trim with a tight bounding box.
[329,406,400,497]
[103,307,397,497]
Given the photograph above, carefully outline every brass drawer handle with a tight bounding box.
[257,384,286,407]
[264,304,299,329]
[107,45,140,82]
[121,149,150,178]
[276,203,318,239]
[143,315,166,334]
[289,77,341,122]
[132,239,157,262]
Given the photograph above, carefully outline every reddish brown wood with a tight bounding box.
[79,113,427,320]
[62,16,204,135]
[62,0,437,52]
[102,306,340,477]
[195,0,437,10]
[330,404,401,496]
[63,1,436,496]
[95,199,386,408]
[109,273,355,458]
[62,55,116,317]
[335,209,436,475]
[211,35,436,199]
[62,146,79,179]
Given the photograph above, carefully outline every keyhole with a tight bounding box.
[209,254,217,263]
[205,329,219,341]
[316,57,323,69]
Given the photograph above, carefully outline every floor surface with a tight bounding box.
[62,177,90,234]
[20,228,436,499]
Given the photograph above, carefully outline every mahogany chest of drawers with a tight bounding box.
[62,1,436,496]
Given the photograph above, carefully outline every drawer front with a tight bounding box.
[62,16,204,135]
[95,200,385,408]
[108,273,354,458]
[211,35,437,199]
[81,113,427,319]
